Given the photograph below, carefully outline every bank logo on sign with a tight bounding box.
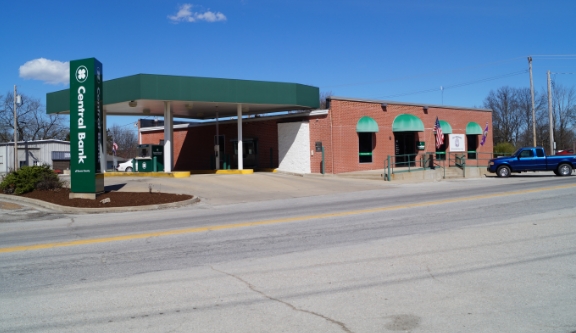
[76,66,88,83]
[454,136,461,147]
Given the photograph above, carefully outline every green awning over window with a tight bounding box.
[356,116,379,132]
[466,122,483,135]
[392,114,424,132]
[439,120,453,134]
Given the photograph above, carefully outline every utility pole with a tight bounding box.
[547,71,554,155]
[13,85,18,171]
[528,57,536,146]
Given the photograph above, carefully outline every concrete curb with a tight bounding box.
[190,169,254,175]
[105,171,191,178]
[0,193,200,214]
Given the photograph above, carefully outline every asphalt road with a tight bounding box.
[1,175,576,332]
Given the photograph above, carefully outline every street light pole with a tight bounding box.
[13,85,18,171]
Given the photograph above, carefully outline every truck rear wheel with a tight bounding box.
[557,164,572,176]
[497,166,510,178]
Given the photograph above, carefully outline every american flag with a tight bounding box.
[434,117,444,149]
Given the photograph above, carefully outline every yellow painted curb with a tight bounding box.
[190,169,254,175]
[256,168,277,173]
[104,171,190,178]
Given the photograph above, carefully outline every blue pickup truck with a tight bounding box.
[488,147,576,177]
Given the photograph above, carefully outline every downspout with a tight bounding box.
[329,100,334,174]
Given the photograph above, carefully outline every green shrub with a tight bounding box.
[494,142,516,155]
[0,165,64,195]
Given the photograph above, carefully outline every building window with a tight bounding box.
[467,135,478,159]
[358,133,373,163]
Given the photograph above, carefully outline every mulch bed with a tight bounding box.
[19,188,192,208]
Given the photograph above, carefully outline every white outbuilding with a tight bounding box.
[0,140,71,174]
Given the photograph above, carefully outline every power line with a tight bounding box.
[321,56,525,88]
[320,54,576,90]
[530,54,576,57]
[442,70,528,89]
[378,70,528,99]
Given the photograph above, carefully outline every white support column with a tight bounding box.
[215,111,220,170]
[100,109,107,173]
[164,101,174,172]
[237,104,243,170]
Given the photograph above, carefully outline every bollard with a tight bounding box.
[387,155,391,181]
[321,146,325,174]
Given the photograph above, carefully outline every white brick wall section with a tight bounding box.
[278,121,311,174]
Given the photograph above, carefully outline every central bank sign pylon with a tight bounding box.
[69,58,104,199]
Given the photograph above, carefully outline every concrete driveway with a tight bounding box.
[98,172,393,206]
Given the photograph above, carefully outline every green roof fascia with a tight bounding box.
[356,116,379,132]
[466,122,483,135]
[47,74,319,114]
[392,114,424,132]
[439,120,453,134]
[46,89,70,114]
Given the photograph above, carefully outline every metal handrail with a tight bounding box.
[383,152,440,181]
[383,150,513,181]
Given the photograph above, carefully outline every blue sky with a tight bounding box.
[1,0,575,132]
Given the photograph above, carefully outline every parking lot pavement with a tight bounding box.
[58,170,573,207]
[98,172,393,206]
[0,199,56,223]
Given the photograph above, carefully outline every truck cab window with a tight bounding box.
[520,150,534,158]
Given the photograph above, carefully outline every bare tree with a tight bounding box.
[107,124,138,158]
[550,83,576,150]
[0,92,68,142]
[319,91,332,109]
[515,88,547,147]
[484,86,523,146]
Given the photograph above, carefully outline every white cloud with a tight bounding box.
[19,58,69,85]
[168,4,226,23]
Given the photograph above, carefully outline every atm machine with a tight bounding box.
[232,138,258,169]
[135,144,164,172]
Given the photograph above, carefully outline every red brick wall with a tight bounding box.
[140,100,492,174]
[325,99,493,174]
